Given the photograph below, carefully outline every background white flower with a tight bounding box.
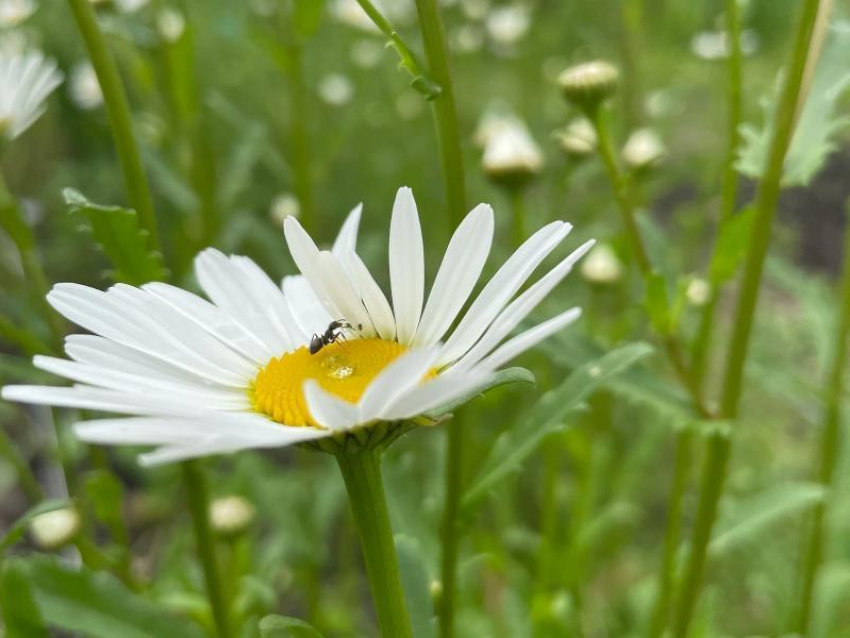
[0,49,62,140]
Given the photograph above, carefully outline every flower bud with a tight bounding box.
[29,507,82,551]
[552,118,597,159]
[270,193,300,225]
[0,0,35,27]
[210,496,256,537]
[557,61,619,113]
[686,278,710,306]
[622,128,666,172]
[69,61,103,111]
[482,119,544,189]
[580,244,622,284]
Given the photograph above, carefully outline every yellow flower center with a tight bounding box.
[251,338,409,427]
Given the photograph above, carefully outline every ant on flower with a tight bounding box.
[309,320,362,355]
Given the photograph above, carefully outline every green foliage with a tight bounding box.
[395,535,436,638]
[710,206,756,283]
[64,189,168,286]
[462,342,653,510]
[0,499,70,556]
[0,559,49,637]
[259,614,325,638]
[737,22,850,187]
[4,555,205,637]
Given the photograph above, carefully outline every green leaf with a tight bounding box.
[395,535,436,638]
[709,206,755,283]
[0,559,48,637]
[0,498,70,556]
[65,188,168,286]
[293,0,327,38]
[709,481,827,558]
[20,555,205,638]
[259,614,325,638]
[422,367,535,421]
[736,23,850,187]
[645,271,670,334]
[462,343,653,511]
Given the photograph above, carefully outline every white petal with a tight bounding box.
[2,385,202,417]
[477,308,582,371]
[317,252,376,336]
[450,240,594,374]
[343,250,396,341]
[332,204,362,257]
[389,187,424,345]
[284,217,344,318]
[282,275,333,341]
[413,203,494,347]
[437,221,572,366]
[380,370,492,421]
[303,381,359,430]
[358,348,438,421]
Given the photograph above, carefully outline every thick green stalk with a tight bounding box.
[413,0,467,230]
[690,0,744,387]
[590,111,711,419]
[410,2,468,635]
[792,203,850,632]
[181,461,231,638]
[335,448,412,638]
[66,0,160,251]
[646,428,694,638]
[672,1,824,634]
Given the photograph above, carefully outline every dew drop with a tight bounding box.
[322,354,355,380]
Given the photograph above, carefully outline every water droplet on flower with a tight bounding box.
[322,354,355,380]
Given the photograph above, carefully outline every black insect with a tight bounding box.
[309,320,362,355]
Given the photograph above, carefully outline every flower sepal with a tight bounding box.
[304,420,416,456]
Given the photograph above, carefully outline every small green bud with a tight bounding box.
[557,61,619,113]
[29,507,82,551]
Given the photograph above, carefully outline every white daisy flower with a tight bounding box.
[0,0,36,27]
[0,49,62,141]
[2,187,593,466]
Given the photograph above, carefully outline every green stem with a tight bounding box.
[690,0,744,387]
[439,421,463,638]
[181,461,231,638]
[413,0,468,230]
[66,0,160,250]
[646,428,694,638]
[672,1,824,634]
[590,110,711,418]
[0,169,63,351]
[335,447,412,638]
[792,202,850,632]
[410,2,468,636]
[0,426,43,503]
[510,187,526,247]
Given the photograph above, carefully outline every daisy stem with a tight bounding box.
[413,0,468,230]
[335,447,412,638]
[672,0,824,634]
[66,0,161,252]
[589,109,711,419]
[792,201,850,632]
[181,460,231,638]
[689,0,744,389]
[410,2,468,636]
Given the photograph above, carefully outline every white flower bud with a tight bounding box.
[69,61,103,111]
[622,128,666,172]
[686,278,710,306]
[482,119,544,188]
[580,244,622,284]
[553,118,597,159]
[157,8,186,43]
[210,496,256,537]
[0,0,35,27]
[29,507,81,551]
[557,61,619,112]
[350,39,382,69]
[270,193,300,225]
[486,4,530,48]
[318,73,354,107]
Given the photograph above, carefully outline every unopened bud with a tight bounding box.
[270,193,300,225]
[622,128,666,172]
[210,496,256,537]
[29,507,81,551]
[557,61,619,113]
[553,118,597,159]
[482,120,544,189]
[580,244,622,284]
[686,278,710,306]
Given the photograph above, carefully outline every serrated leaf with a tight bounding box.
[0,559,48,637]
[259,614,325,638]
[395,535,436,638]
[422,367,535,421]
[462,343,653,511]
[736,22,850,187]
[709,206,755,283]
[709,481,827,558]
[18,555,205,638]
[64,188,167,286]
[0,498,70,555]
